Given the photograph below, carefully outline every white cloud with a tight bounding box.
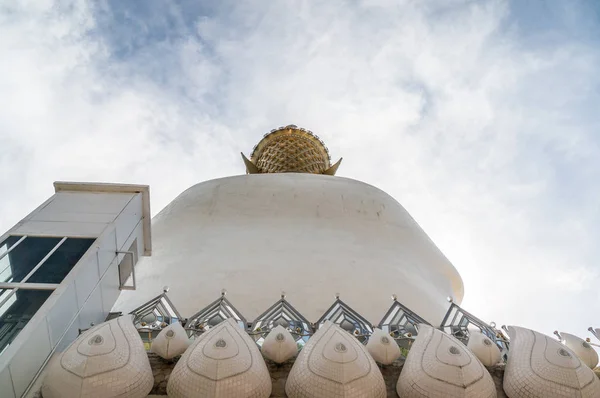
[1,0,599,339]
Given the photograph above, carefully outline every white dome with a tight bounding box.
[286,320,386,398]
[397,324,496,398]
[366,328,402,365]
[113,173,463,325]
[151,322,190,360]
[559,332,599,369]
[467,331,502,367]
[261,325,298,363]
[167,318,272,398]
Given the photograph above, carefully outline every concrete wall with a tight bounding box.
[0,187,148,398]
[114,174,464,326]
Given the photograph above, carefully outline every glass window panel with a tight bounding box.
[28,238,95,284]
[0,289,52,353]
[162,300,177,318]
[0,237,62,283]
[0,236,22,257]
[0,237,25,282]
[0,289,16,318]
[0,257,13,283]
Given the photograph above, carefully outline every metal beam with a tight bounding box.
[0,283,58,290]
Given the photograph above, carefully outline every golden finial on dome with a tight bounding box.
[241,125,342,175]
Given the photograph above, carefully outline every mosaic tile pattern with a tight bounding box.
[467,331,502,367]
[285,320,386,398]
[559,332,599,369]
[261,325,298,364]
[41,316,153,398]
[366,328,401,365]
[504,326,600,398]
[167,318,271,398]
[151,322,191,360]
[397,324,496,398]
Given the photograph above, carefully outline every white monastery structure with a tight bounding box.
[0,125,597,397]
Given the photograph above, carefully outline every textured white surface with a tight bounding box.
[285,320,386,398]
[41,316,153,398]
[366,328,401,365]
[504,326,600,398]
[11,192,136,238]
[151,322,190,360]
[113,174,463,325]
[467,331,501,367]
[559,332,600,369]
[261,326,298,364]
[167,318,272,398]
[397,324,496,398]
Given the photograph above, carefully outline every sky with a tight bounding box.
[1,0,600,341]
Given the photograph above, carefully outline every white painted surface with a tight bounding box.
[9,328,52,397]
[30,212,116,224]
[40,192,134,215]
[559,332,599,369]
[73,255,101,313]
[114,194,143,250]
[46,284,78,347]
[0,366,16,398]
[115,219,144,274]
[11,221,107,238]
[96,228,117,275]
[11,192,137,238]
[114,174,463,325]
[151,322,190,360]
[99,258,122,316]
[467,331,501,367]
[77,285,104,332]
[53,182,152,255]
[261,326,298,364]
[366,328,401,365]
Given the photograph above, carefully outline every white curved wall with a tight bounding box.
[113,174,464,325]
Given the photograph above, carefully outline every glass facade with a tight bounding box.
[0,235,96,354]
[0,237,61,283]
[0,288,15,317]
[0,289,52,354]
[29,238,94,284]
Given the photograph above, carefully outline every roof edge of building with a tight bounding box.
[53,181,152,255]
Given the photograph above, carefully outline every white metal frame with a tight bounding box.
[0,237,67,309]
[0,235,27,264]
[117,250,137,290]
